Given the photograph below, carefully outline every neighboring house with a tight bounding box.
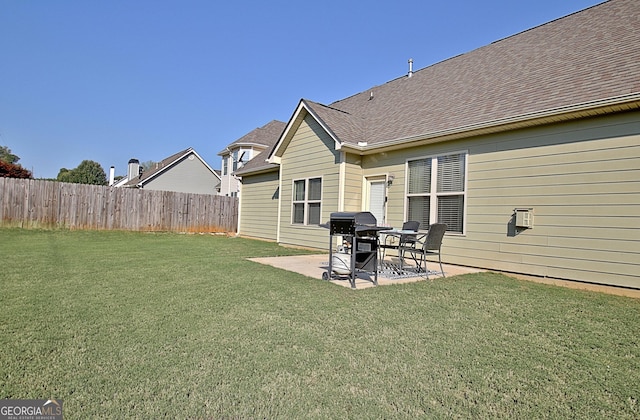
[217,120,286,197]
[213,169,222,194]
[235,0,640,289]
[112,147,221,195]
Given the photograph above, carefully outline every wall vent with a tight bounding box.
[514,208,534,229]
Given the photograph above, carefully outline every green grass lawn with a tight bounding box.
[1,229,639,418]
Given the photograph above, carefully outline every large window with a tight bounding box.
[292,177,322,225]
[406,152,466,233]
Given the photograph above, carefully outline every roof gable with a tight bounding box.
[268,99,356,162]
[123,147,219,187]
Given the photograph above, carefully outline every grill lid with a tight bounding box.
[329,211,377,226]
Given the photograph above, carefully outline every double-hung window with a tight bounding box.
[406,152,466,234]
[232,150,239,172]
[222,156,228,176]
[292,177,322,225]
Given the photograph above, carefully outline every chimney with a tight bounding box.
[127,159,140,181]
[109,166,115,186]
[408,58,414,78]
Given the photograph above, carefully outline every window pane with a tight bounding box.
[308,178,322,200]
[408,159,431,194]
[438,153,465,193]
[293,180,305,201]
[308,203,321,225]
[293,203,305,223]
[438,195,464,233]
[407,196,430,228]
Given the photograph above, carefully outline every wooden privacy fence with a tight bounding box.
[0,178,238,233]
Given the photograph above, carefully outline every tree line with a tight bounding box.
[1,145,107,185]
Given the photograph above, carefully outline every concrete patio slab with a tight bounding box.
[249,254,640,297]
[248,254,485,289]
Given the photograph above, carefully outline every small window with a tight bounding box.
[222,156,228,176]
[232,150,239,172]
[292,177,322,225]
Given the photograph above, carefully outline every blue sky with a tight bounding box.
[1,0,603,179]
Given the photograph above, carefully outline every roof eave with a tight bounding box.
[341,93,640,155]
[217,142,268,156]
[235,164,279,177]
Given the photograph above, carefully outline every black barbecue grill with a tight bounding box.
[322,212,390,288]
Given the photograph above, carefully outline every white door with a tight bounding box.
[368,180,386,225]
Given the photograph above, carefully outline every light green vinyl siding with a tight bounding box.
[278,115,340,250]
[364,111,640,288]
[239,171,279,241]
[343,153,363,212]
[458,112,640,288]
[362,152,407,228]
[240,109,639,288]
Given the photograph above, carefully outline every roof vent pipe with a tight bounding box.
[408,58,414,78]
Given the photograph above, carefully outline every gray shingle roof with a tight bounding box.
[231,120,286,175]
[303,100,365,144]
[319,0,640,147]
[218,120,286,155]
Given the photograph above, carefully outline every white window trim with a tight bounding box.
[232,150,239,172]
[291,176,323,225]
[363,175,388,224]
[404,150,468,235]
[221,156,228,176]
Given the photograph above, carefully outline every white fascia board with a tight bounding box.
[267,99,342,163]
[217,142,266,156]
[301,100,342,150]
[267,100,306,163]
[143,148,220,184]
[191,149,222,181]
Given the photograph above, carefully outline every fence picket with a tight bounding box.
[0,178,237,232]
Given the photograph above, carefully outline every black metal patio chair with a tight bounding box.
[400,223,447,279]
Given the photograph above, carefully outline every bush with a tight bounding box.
[0,160,32,178]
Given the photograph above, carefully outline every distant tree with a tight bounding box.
[56,160,107,185]
[140,160,157,172]
[0,160,32,178]
[0,145,20,164]
[74,160,107,185]
[56,168,73,183]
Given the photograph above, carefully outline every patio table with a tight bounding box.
[379,229,427,269]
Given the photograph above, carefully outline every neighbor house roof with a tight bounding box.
[267,0,640,161]
[217,120,286,156]
[122,147,220,188]
[231,120,287,176]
